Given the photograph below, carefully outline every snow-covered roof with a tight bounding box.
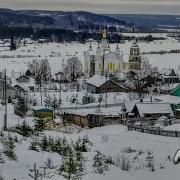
[161,75,179,78]
[16,75,30,81]
[32,106,53,111]
[86,75,108,87]
[160,68,178,76]
[154,95,180,104]
[135,103,174,117]
[160,68,172,75]
[160,83,179,91]
[123,102,135,113]
[131,42,139,48]
[64,106,122,117]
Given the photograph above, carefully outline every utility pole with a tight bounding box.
[40,79,43,106]
[4,69,7,130]
[102,49,105,76]
[55,73,62,114]
[105,72,108,108]
[59,79,62,109]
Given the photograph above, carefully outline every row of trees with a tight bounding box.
[28,56,83,85]
[0,26,125,43]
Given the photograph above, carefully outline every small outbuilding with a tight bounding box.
[33,106,54,119]
[175,109,180,119]
[86,75,127,94]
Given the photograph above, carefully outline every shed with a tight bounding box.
[33,106,53,119]
[86,75,127,94]
[131,103,174,118]
[175,109,180,119]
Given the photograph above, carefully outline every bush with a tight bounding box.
[2,135,17,161]
[34,118,46,132]
[10,120,33,137]
[93,151,109,174]
[82,93,95,104]
[146,150,155,172]
[116,153,131,171]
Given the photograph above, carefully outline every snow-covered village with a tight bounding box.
[0,1,180,180]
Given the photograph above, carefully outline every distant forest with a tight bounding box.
[0,26,165,43]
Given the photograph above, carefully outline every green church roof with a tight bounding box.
[170,84,180,96]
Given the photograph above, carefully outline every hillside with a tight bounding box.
[106,14,180,28]
[0,9,129,31]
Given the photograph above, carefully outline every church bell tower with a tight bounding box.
[129,41,141,70]
[101,28,110,51]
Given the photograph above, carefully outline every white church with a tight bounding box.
[84,29,134,79]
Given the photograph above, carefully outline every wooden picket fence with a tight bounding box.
[127,125,180,138]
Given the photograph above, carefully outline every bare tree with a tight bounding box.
[127,59,160,98]
[63,57,82,82]
[28,163,41,180]
[127,71,147,98]
[29,59,51,105]
[29,58,51,85]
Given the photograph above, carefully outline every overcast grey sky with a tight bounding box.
[0,0,180,15]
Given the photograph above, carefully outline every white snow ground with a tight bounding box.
[0,105,179,179]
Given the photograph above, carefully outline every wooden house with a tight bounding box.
[131,103,174,118]
[160,69,179,84]
[141,75,162,88]
[0,79,18,99]
[16,75,30,83]
[63,107,123,128]
[63,111,103,128]
[86,75,127,94]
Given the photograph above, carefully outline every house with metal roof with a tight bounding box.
[131,102,174,118]
[85,75,127,94]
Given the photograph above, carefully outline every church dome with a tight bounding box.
[131,42,139,48]
[96,43,102,55]
[107,44,111,51]
[115,44,120,55]
[88,43,93,51]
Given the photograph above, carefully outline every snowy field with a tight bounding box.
[0,36,180,77]
[0,105,180,180]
